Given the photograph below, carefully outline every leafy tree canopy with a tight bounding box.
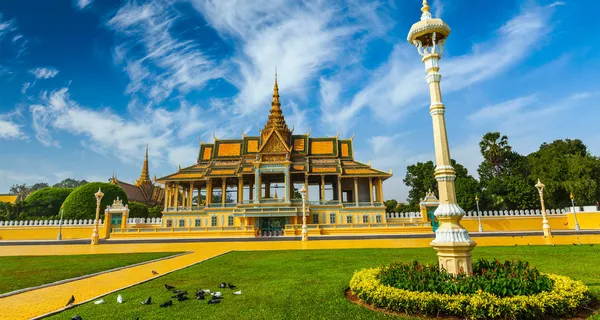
[52,178,88,189]
[62,182,128,220]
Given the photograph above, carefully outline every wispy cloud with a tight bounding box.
[107,1,225,105]
[469,94,537,122]
[29,67,59,79]
[549,1,565,8]
[0,15,15,38]
[0,111,26,140]
[76,0,93,10]
[321,3,555,131]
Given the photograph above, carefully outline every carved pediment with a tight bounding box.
[259,130,290,154]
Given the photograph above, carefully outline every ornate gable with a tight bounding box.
[259,129,290,154]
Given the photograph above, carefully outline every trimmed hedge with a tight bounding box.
[62,182,128,220]
[24,187,73,219]
[350,267,591,320]
[128,201,149,218]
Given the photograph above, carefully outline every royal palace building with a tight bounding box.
[156,75,392,236]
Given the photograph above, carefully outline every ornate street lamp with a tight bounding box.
[57,206,64,240]
[475,195,483,232]
[407,0,475,275]
[534,179,552,237]
[569,192,581,231]
[300,185,308,242]
[91,188,104,245]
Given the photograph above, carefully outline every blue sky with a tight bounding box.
[1,0,599,201]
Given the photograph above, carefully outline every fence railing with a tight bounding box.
[386,212,422,219]
[126,218,162,225]
[464,209,567,217]
[0,219,103,227]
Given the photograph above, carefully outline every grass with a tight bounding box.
[50,245,600,320]
[0,252,180,294]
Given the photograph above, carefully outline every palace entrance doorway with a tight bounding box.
[258,217,286,237]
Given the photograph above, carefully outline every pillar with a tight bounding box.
[379,178,385,203]
[254,168,261,203]
[188,182,193,207]
[164,184,169,210]
[221,178,226,206]
[206,179,213,204]
[174,183,179,209]
[337,177,342,202]
[353,178,359,205]
[249,179,254,201]
[265,182,270,198]
[284,168,290,202]
[304,176,309,201]
[369,177,374,205]
[320,175,325,203]
[238,176,244,203]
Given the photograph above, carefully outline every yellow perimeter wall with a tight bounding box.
[0,226,102,240]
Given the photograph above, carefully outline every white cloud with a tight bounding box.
[76,0,93,9]
[469,94,537,122]
[0,118,26,140]
[285,100,309,134]
[29,67,59,79]
[21,82,31,94]
[432,0,444,18]
[322,4,554,130]
[549,1,565,8]
[0,15,15,38]
[166,145,198,168]
[107,1,225,105]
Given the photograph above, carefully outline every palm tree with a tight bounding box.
[479,132,512,177]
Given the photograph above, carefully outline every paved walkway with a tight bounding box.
[0,234,599,320]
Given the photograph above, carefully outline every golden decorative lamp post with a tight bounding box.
[300,185,308,241]
[91,188,104,245]
[408,0,475,275]
[475,195,483,233]
[534,179,552,237]
[569,192,581,231]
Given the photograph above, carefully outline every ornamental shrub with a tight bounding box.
[23,187,73,219]
[62,182,128,220]
[377,259,553,297]
[351,268,591,320]
[128,201,149,218]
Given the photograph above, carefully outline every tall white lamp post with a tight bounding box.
[570,192,581,231]
[534,179,552,237]
[300,185,308,242]
[91,188,104,245]
[475,195,483,232]
[57,206,64,240]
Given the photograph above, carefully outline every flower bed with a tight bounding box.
[350,261,591,319]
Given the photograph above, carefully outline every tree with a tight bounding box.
[403,161,437,211]
[148,205,163,218]
[62,182,129,220]
[53,178,88,189]
[23,187,73,219]
[9,183,49,201]
[385,199,399,213]
[128,201,149,218]
[479,132,512,177]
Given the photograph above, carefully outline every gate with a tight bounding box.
[427,207,439,232]
[258,217,286,237]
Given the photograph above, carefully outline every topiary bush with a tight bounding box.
[148,205,163,218]
[62,182,128,220]
[351,260,591,320]
[127,201,149,218]
[378,259,553,297]
[24,187,73,219]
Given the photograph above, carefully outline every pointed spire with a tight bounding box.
[421,0,432,20]
[134,144,151,187]
[272,67,280,109]
[262,69,291,142]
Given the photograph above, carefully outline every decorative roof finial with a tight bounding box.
[272,68,280,108]
[421,0,432,20]
[134,144,151,186]
[178,164,182,171]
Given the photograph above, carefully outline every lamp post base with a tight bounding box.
[543,227,552,237]
[301,228,308,242]
[478,224,483,233]
[431,241,476,275]
[91,230,99,245]
[57,234,62,241]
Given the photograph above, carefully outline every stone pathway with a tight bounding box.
[0,234,598,320]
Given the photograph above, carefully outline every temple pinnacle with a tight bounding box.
[135,144,151,186]
[272,69,280,108]
[421,0,432,20]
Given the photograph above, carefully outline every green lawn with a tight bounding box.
[50,245,600,320]
[0,252,180,294]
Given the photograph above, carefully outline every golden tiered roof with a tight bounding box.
[261,72,291,146]
[134,144,152,187]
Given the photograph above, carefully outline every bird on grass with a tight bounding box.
[202,289,210,294]
[93,299,104,305]
[177,295,189,302]
[552,244,556,247]
[71,316,82,320]
[164,284,175,291]
[212,292,222,299]
[591,244,595,247]
[514,244,518,246]
[573,243,577,246]
[208,299,221,304]
[160,300,173,308]
[195,289,205,300]
[117,294,123,304]
[219,283,227,288]
[66,295,75,307]
[228,283,237,289]
[141,297,151,305]
[152,270,159,275]
[171,291,187,299]
[233,290,242,295]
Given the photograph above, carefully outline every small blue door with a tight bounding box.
[427,207,439,232]
[110,213,122,232]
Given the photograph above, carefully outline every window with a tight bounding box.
[376,215,382,223]
[362,215,369,223]
[195,219,201,227]
[211,216,218,226]
[312,213,319,224]
[166,219,173,227]
[228,216,234,226]
[329,213,336,224]
[179,219,185,227]
[346,215,352,224]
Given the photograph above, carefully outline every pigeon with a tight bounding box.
[195,292,205,300]
[71,316,82,320]
[141,297,151,305]
[202,289,210,294]
[177,296,189,302]
[219,283,227,288]
[514,244,518,246]
[591,244,595,246]
[117,294,123,304]
[172,291,187,299]
[93,299,104,305]
[66,295,75,307]
[573,243,577,246]
[552,244,556,247]
[212,292,222,298]
[233,290,242,295]
[228,283,237,289]
[160,300,173,308]
[164,284,175,291]
[208,299,221,304]
[152,270,159,275]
